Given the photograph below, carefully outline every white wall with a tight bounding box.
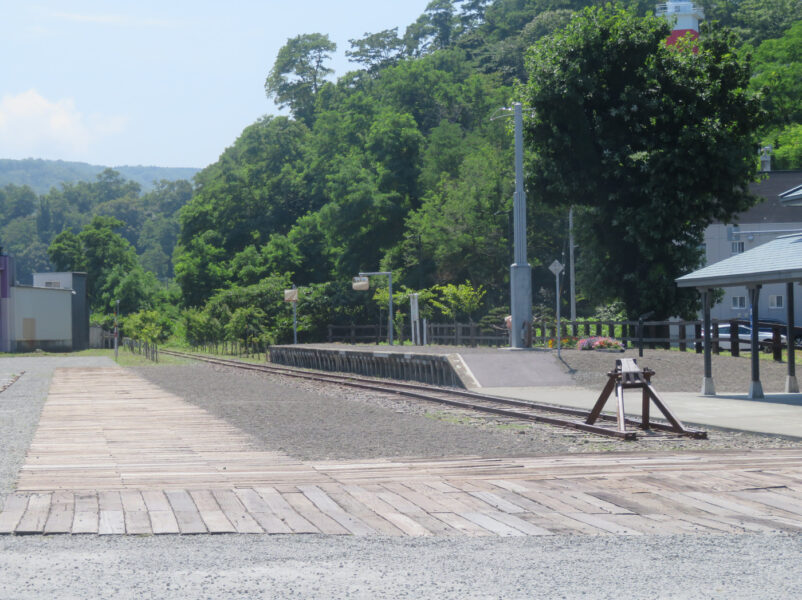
[32,272,74,289]
[704,222,802,321]
[8,286,72,351]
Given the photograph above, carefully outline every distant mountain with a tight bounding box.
[0,158,200,194]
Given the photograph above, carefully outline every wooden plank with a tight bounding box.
[44,491,74,534]
[733,490,802,516]
[485,511,554,535]
[72,493,99,534]
[429,512,494,536]
[98,510,125,535]
[254,487,319,534]
[298,485,374,535]
[231,489,289,534]
[0,494,30,534]
[16,494,52,535]
[459,512,525,536]
[165,490,207,534]
[343,485,426,536]
[564,512,642,535]
[283,493,349,535]
[468,491,527,514]
[328,491,405,536]
[149,510,180,534]
[211,490,262,533]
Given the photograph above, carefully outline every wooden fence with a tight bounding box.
[327,319,794,361]
[122,337,159,362]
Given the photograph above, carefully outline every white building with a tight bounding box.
[703,170,802,322]
[0,257,89,352]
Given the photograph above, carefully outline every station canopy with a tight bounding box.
[676,233,802,289]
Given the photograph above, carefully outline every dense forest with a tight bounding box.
[0,159,198,195]
[2,0,801,346]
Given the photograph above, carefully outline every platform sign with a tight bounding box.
[352,276,370,291]
[284,288,298,302]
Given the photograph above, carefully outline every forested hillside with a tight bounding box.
[4,0,801,346]
[0,158,199,195]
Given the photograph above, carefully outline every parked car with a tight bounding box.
[711,324,786,353]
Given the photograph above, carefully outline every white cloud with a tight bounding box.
[0,90,127,161]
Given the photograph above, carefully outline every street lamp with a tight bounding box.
[357,271,393,345]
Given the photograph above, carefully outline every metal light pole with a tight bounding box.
[359,271,393,345]
[569,206,576,322]
[509,102,533,348]
[549,261,564,358]
[114,299,119,361]
[291,285,297,344]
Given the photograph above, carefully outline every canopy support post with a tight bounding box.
[749,285,764,399]
[787,282,798,393]
[701,288,715,395]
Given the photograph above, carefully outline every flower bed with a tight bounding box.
[577,336,624,351]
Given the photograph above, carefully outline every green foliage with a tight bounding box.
[750,19,802,129]
[521,6,763,318]
[430,281,487,322]
[265,33,337,123]
[770,123,802,170]
[123,309,173,343]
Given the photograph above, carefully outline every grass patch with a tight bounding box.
[0,348,192,366]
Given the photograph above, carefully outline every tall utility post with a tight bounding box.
[569,206,576,322]
[509,102,532,348]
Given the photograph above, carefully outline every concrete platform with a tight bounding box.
[487,386,802,439]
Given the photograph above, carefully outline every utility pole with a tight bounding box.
[509,102,533,348]
[114,299,119,361]
[569,206,576,322]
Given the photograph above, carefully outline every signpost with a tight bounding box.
[549,260,564,358]
[409,293,420,345]
[284,286,298,344]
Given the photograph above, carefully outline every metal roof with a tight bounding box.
[780,184,802,207]
[676,233,802,288]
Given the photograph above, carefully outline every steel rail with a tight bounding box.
[161,349,706,440]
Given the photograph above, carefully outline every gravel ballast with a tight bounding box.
[133,358,802,459]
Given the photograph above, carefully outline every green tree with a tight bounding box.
[750,19,802,129]
[346,28,406,74]
[520,6,763,318]
[265,33,337,123]
[771,123,802,169]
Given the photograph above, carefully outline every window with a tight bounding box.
[731,296,746,309]
[44,281,60,288]
[769,295,784,309]
[731,241,744,254]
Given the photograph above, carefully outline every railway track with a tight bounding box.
[160,349,707,441]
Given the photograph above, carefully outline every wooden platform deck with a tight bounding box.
[2,367,802,536]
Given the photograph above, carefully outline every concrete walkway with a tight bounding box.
[484,386,802,438]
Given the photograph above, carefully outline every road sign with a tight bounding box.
[284,288,298,302]
[352,276,370,291]
[549,260,564,275]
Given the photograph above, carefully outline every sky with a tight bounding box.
[0,1,432,169]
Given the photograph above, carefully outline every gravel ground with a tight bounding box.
[134,356,802,459]
[556,347,796,393]
[1,533,802,599]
